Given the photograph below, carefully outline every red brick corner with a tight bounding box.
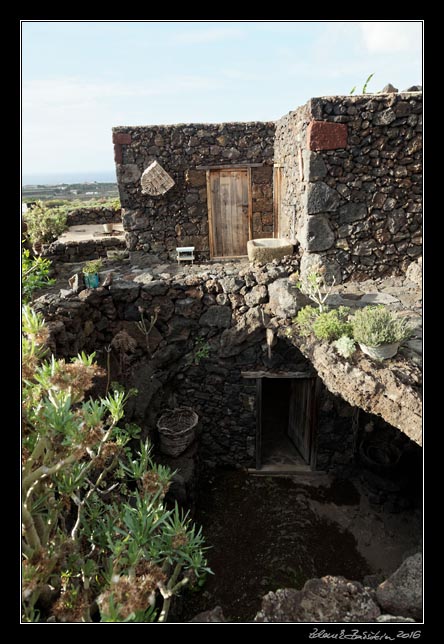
[112,132,132,145]
[114,144,123,164]
[307,121,347,151]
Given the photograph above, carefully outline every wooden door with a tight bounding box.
[287,378,315,463]
[207,169,251,258]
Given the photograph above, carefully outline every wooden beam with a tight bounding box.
[196,163,264,171]
[241,371,315,379]
[206,170,215,259]
[256,378,262,470]
[247,166,253,241]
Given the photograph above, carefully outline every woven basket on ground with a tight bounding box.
[157,407,199,457]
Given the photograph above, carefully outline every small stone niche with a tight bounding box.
[140,160,175,196]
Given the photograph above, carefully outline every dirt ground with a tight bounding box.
[176,469,422,623]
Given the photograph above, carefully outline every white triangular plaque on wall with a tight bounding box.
[140,160,175,196]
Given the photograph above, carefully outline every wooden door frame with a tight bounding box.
[206,167,253,259]
[255,374,319,470]
[273,165,282,238]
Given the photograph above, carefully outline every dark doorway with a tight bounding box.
[257,377,317,471]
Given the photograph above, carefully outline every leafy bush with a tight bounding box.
[22,305,210,622]
[295,306,319,337]
[22,246,55,302]
[333,335,356,358]
[24,201,68,245]
[82,258,103,274]
[351,306,412,347]
[312,306,352,342]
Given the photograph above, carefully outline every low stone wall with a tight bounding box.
[41,237,126,263]
[66,207,122,226]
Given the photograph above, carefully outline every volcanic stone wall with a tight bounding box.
[112,122,275,260]
[274,92,422,282]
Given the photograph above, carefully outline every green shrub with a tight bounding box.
[334,335,356,358]
[295,306,319,337]
[22,305,210,622]
[24,201,68,245]
[82,258,103,274]
[312,306,352,342]
[22,246,55,302]
[351,305,412,347]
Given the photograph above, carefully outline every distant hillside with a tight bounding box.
[22,182,119,204]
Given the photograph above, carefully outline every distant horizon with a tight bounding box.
[22,169,117,186]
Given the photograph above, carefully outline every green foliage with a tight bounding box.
[295,306,319,337]
[22,246,55,302]
[44,197,121,213]
[351,305,412,347]
[23,201,68,245]
[363,72,375,94]
[82,258,103,275]
[22,309,210,623]
[296,265,336,313]
[312,307,352,342]
[350,72,375,95]
[333,335,357,359]
[193,337,210,364]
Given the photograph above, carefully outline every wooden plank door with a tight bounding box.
[287,378,315,463]
[207,169,251,258]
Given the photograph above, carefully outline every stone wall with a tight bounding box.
[112,122,275,260]
[274,92,422,282]
[66,207,122,226]
[34,254,420,467]
[41,236,126,263]
[33,258,316,467]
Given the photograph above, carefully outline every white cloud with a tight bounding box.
[359,21,422,53]
[171,26,243,45]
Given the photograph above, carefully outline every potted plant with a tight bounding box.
[82,258,103,289]
[351,305,412,360]
[103,223,114,233]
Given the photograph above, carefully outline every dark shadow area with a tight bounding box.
[176,469,372,623]
[261,378,307,468]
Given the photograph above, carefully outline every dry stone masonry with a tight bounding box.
[112,123,275,259]
[274,92,422,282]
[113,91,421,284]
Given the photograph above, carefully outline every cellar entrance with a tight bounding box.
[255,375,319,472]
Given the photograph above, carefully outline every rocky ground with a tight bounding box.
[175,469,421,623]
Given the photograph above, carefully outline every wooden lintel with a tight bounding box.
[241,371,315,379]
[196,163,264,171]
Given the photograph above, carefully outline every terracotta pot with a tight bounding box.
[103,223,114,233]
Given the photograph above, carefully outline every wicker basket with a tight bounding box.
[157,407,199,457]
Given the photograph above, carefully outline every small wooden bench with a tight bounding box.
[176,246,195,265]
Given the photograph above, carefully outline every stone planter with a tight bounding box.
[358,341,400,361]
[247,238,294,263]
[103,223,114,233]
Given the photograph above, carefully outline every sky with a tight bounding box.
[21,20,423,179]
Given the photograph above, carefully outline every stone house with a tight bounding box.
[113,91,422,283]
